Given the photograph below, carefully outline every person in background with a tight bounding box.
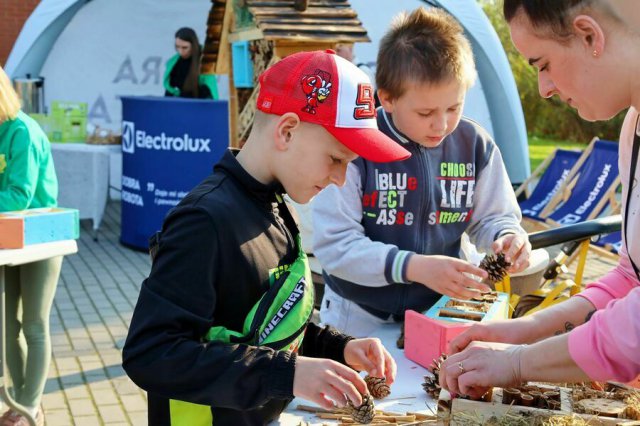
[440,0,640,398]
[164,27,217,99]
[0,65,61,426]
[312,8,530,338]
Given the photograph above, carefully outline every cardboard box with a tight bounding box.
[405,293,509,369]
[0,208,79,249]
[50,101,88,143]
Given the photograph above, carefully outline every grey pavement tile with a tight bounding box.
[89,389,120,406]
[96,404,128,423]
[128,412,148,426]
[64,384,91,400]
[42,409,73,426]
[70,415,103,426]
[41,393,67,409]
[68,398,97,417]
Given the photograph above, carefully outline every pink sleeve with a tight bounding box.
[568,286,640,382]
[575,246,638,309]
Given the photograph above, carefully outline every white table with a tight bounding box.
[276,323,437,425]
[0,241,78,426]
[50,143,121,237]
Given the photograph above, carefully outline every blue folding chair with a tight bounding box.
[542,139,621,227]
[516,148,582,221]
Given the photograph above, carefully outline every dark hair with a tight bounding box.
[175,27,201,97]
[376,7,476,100]
[503,0,595,39]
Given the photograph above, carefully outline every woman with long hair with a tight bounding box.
[439,0,640,397]
[0,65,61,426]
[164,27,207,99]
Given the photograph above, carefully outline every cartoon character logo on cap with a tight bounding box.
[301,69,332,115]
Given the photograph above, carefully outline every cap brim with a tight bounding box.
[323,126,411,163]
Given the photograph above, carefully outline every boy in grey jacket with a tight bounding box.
[312,7,531,337]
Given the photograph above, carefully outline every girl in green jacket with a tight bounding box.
[0,65,61,426]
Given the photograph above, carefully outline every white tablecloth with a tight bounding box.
[275,323,436,425]
[50,143,121,233]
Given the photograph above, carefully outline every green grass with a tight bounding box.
[527,135,585,171]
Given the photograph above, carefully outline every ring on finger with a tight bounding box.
[458,361,465,374]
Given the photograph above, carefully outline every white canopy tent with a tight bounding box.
[6,0,211,131]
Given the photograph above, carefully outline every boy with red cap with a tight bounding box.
[122,50,407,425]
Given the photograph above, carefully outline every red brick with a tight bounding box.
[0,0,41,65]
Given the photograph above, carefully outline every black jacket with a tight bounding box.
[122,150,352,425]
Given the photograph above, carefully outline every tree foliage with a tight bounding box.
[481,0,626,143]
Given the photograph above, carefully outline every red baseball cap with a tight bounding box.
[256,50,410,163]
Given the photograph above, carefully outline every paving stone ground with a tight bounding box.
[43,201,149,426]
[29,201,619,425]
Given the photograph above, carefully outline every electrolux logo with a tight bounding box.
[122,121,135,154]
[120,121,211,154]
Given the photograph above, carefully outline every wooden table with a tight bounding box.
[0,241,78,426]
[276,322,437,425]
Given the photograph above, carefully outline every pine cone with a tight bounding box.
[479,253,511,283]
[422,354,447,398]
[422,375,441,399]
[365,375,390,399]
[347,394,375,424]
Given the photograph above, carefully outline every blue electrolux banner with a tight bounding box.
[120,96,228,250]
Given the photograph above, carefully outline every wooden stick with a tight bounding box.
[317,413,348,419]
[374,415,416,422]
[386,396,417,400]
[376,410,405,416]
[338,424,397,426]
[406,412,437,420]
[295,404,343,414]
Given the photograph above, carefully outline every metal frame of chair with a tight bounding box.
[496,215,622,317]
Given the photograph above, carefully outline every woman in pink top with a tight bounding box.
[439,0,640,398]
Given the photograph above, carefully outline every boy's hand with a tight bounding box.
[293,356,367,409]
[407,255,490,299]
[344,338,397,384]
[492,234,531,274]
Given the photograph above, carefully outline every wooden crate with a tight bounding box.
[438,384,640,426]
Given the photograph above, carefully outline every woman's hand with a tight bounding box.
[344,338,397,384]
[448,318,537,354]
[439,341,526,399]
